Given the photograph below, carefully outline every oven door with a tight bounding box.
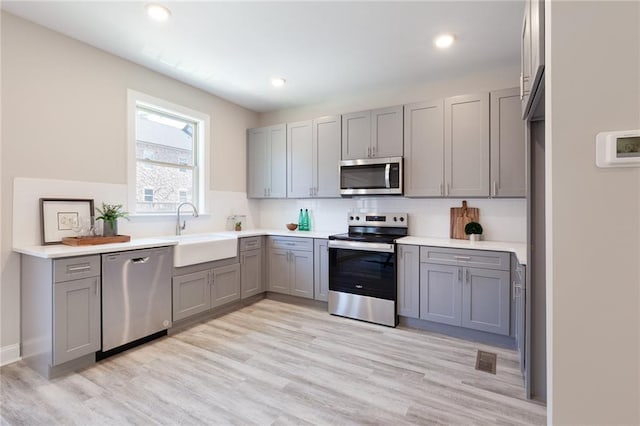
[328,240,396,300]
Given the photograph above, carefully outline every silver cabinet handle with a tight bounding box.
[399,247,403,259]
[446,183,450,197]
[466,269,470,283]
[458,268,462,282]
[454,256,471,260]
[67,264,91,273]
[95,278,99,296]
[492,181,498,197]
[367,147,371,158]
[372,146,376,157]
[440,183,444,196]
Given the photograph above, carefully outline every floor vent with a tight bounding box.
[475,350,497,374]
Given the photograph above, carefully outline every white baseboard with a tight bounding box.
[0,344,21,366]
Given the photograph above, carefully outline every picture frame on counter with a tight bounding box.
[40,198,94,245]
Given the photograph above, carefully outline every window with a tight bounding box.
[144,188,154,202]
[127,90,210,214]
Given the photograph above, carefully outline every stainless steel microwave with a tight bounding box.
[339,157,403,196]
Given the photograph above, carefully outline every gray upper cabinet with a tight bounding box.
[211,263,241,308]
[342,110,371,160]
[461,267,510,335]
[490,88,526,198]
[444,93,490,197]
[287,116,341,198]
[371,106,403,158]
[247,124,287,198]
[287,120,314,198]
[53,275,101,365]
[313,239,329,302]
[404,99,445,197]
[397,244,420,318]
[342,106,402,160]
[172,270,211,321]
[313,115,342,198]
[521,0,545,118]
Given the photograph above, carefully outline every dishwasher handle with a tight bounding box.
[131,257,150,264]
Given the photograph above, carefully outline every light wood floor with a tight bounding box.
[1,299,546,425]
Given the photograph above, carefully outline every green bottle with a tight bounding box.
[303,209,310,231]
[298,209,304,230]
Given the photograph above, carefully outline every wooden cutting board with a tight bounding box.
[450,201,479,240]
[62,235,131,246]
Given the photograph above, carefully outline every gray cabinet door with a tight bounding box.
[397,245,419,318]
[490,88,525,197]
[371,105,403,158]
[241,248,263,299]
[444,93,490,197]
[287,120,314,198]
[461,267,510,335]
[290,250,314,299]
[313,239,329,302]
[404,100,445,197]
[268,248,291,294]
[268,124,287,198]
[247,127,268,198]
[419,263,461,326]
[212,263,241,308]
[172,270,211,321]
[313,115,341,198]
[342,110,371,160]
[53,277,101,365]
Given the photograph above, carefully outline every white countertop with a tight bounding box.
[397,236,527,265]
[15,230,526,264]
[13,237,179,259]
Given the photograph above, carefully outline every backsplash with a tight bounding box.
[258,197,526,242]
[13,177,526,246]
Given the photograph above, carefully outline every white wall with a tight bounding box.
[0,12,259,361]
[547,2,640,424]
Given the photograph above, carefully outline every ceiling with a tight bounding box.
[1,1,524,113]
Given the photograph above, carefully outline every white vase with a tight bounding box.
[469,234,481,242]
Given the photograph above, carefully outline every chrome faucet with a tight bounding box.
[176,202,199,235]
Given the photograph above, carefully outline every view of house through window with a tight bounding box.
[135,106,198,213]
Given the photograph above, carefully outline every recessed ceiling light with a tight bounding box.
[146,4,171,22]
[271,77,286,87]
[434,33,456,49]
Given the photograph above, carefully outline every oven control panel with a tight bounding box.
[347,212,408,227]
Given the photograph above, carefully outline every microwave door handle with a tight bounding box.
[385,163,391,188]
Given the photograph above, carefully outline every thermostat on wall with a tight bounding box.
[596,129,640,168]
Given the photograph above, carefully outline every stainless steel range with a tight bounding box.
[328,212,408,327]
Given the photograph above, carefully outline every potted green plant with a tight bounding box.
[96,203,129,237]
[235,221,242,231]
[464,221,483,242]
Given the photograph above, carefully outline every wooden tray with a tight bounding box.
[62,235,131,246]
[450,200,479,240]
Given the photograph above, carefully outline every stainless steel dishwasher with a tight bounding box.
[101,247,173,353]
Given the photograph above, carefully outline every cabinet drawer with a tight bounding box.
[240,236,262,252]
[54,255,100,282]
[420,247,510,271]
[269,236,313,251]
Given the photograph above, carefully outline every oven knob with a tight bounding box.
[355,216,360,221]
[349,216,354,221]
[393,217,398,222]
[400,217,405,222]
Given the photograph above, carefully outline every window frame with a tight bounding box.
[127,90,210,215]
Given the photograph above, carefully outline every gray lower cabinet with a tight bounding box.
[21,254,101,378]
[397,244,419,318]
[419,263,461,326]
[172,270,211,321]
[461,267,510,335]
[240,248,263,299]
[419,247,511,336]
[211,263,241,308]
[53,275,101,365]
[172,260,241,321]
[313,239,329,302]
[268,237,314,299]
